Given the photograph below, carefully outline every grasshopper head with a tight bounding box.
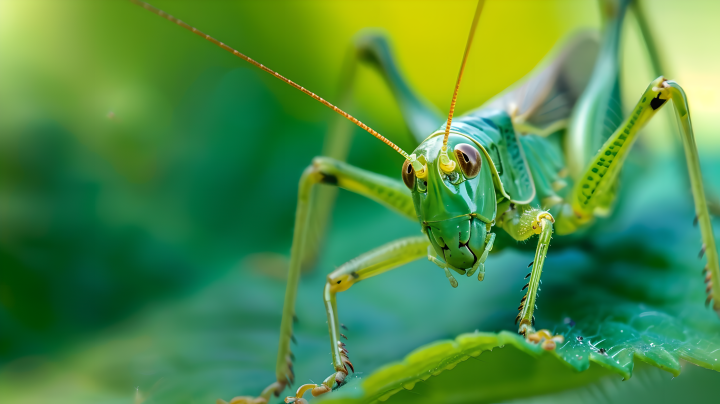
[402,133,497,270]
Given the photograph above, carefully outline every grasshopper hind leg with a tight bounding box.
[557,77,720,314]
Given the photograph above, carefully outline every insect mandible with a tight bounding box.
[129,0,719,403]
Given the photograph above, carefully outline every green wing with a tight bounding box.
[480,31,600,137]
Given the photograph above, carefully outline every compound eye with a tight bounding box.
[454,143,481,178]
[401,159,415,189]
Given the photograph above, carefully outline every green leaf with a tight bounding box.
[318,307,720,404]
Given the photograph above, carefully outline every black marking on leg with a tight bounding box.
[341,323,348,331]
[704,269,714,307]
[598,347,607,355]
[694,214,699,227]
[528,261,534,268]
[525,272,531,279]
[700,244,706,258]
[320,172,339,185]
[522,283,529,290]
[650,93,667,110]
[293,314,299,324]
[576,336,583,342]
[291,334,297,344]
[532,315,535,326]
[341,333,348,340]
[290,351,295,361]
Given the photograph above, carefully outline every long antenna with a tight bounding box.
[440,0,485,173]
[129,0,411,161]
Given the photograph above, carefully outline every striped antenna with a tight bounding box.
[130,0,411,161]
[441,0,485,166]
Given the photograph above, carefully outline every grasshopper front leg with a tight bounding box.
[498,206,563,349]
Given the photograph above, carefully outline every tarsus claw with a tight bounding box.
[525,329,564,351]
[285,370,347,403]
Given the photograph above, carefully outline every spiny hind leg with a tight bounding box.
[284,236,430,403]
[497,206,563,349]
[219,157,417,403]
[557,77,720,313]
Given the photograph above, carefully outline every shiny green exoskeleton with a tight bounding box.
[132,0,719,403]
[404,111,539,281]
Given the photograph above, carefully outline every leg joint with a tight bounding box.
[308,157,341,186]
[326,271,358,294]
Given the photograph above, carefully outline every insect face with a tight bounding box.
[405,133,497,270]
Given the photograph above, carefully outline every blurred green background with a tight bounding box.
[1,0,719,403]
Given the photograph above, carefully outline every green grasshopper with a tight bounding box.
[131,0,719,403]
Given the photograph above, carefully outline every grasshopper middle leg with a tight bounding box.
[285,236,429,403]
[497,205,562,348]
